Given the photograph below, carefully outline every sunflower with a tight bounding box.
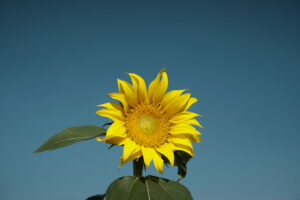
[96,69,202,174]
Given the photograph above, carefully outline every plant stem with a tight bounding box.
[133,158,143,177]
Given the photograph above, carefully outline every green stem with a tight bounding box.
[133,158,143,177]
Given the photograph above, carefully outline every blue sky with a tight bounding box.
[0,1,299,200]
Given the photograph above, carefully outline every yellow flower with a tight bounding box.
[96,69,202,174]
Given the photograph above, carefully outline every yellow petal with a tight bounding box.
[191,135,202,142]
[182,118,203,128]
[185,97,197,111]
[169,111,200,122]
[173,144,194,156]
[148,69,164,99]
[152,151,164,174]
[106,122,127,138]
[148,69,168,104]
[123,139,139,161]
[168,137,193,149]
[160,89,186,109]
[153,72,168,104]
[128,73,148,104]
[96,102,123,111]
[164,93,191,116]
[102,135,125,145]
[109,93,129,113]
[170,133,202,143]
[156,143,175,166]
[170,124,201,136]
[117,79,137,107]
[171,117,203,129]
[119,149,142,167]
[141,147,155,168]
[96,108,124,122]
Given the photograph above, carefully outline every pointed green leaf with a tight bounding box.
[174,151,192,181]
[162,151,192,180]
[106,176,193,200]
[34,125,106,153]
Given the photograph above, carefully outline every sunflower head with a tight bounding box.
[96,69,202,174]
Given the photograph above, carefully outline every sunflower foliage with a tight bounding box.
[34,69,203,200]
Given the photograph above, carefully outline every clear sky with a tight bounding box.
[0,1,299,200]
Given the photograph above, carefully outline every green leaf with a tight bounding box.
[174,151,192,181]
[162,151,192,180]
[86,194,105,200]
[102,122,113,127]
[106,176,193,200]
[34,125,106,153]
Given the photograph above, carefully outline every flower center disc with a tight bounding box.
[125,104,170,148]
[138,115,158,135]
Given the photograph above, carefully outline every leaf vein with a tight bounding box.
[128,177,139,199]
[145,179,151,200]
